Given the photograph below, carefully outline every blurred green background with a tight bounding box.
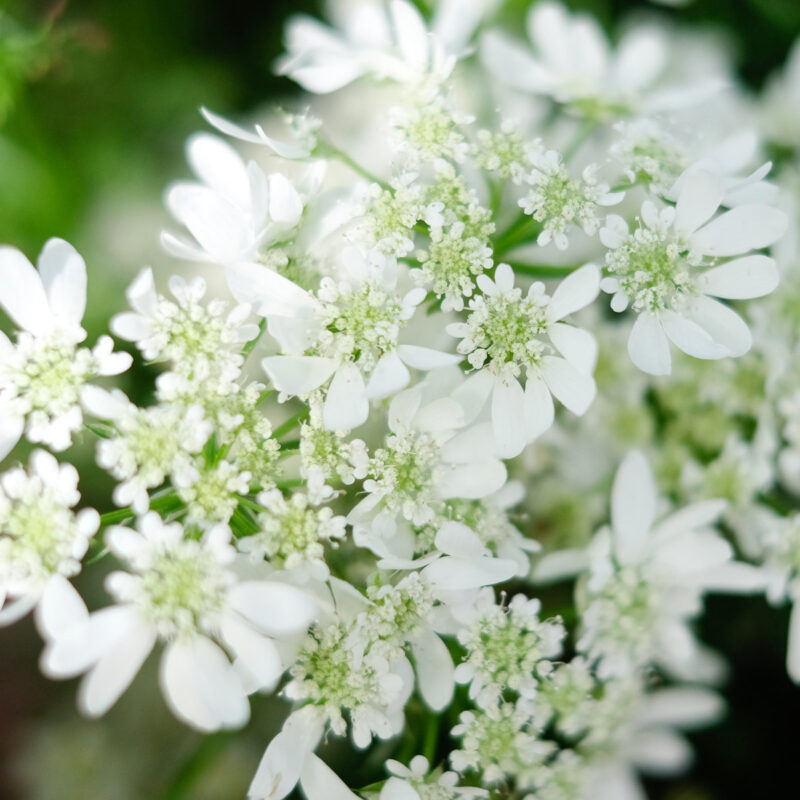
[1,0,799,798]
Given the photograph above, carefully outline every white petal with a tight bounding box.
[200,107,310,159]
[541,356,596,415]
[381,779,421,800]
[479,30,552,93]
[627,313,671,375]
[548,323,597,374]
[396,344,462,369]
[435,460,507,499]
[628,730,692,775]
[696,255,779,299]
[439,423,495,464]
[0,414,24,462]
[660,310,730,360]
[220,614,283,693]
[434,521,487,558]
[450,369,494,424]
[491,377,526,459]
[524,374,554,440]
[248,708,323,800]
[547,264,600,322]
[323,364,369,431]
[224,262,321,317]
[35,574,88,641]
[612,450,656,566]
[652,500,726,540]
[390,0,429,70]
[0,246,50,334]
[691,205,787,256]
[531,549,589,583]
[186,133,250,207]
[289,61,366,94]
[160,637,249,731]
[262,355,336,395]
[37,238,87,324]
[268,174,304,227]
[299,754,360,800]
[410,626,454,711]
[423,555,517,590]
[685,296,752,357]
[79,614,155,717]
[228,581,317,638]
[638,687,724,729]
[788,602,800,683]
[365,352,410,400]
[110,312,151,342]
[674,170,723,236]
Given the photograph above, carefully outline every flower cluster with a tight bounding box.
[2,1,800,799]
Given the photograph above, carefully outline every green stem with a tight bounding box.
[422,712,441,764]
[272,409,309,440]
[275,478,304,490]
[241,318,267,359]
[507,261,579,279]
[158,732,234,800]
[317,139,389,189]
[99,491,181,526]
[562,118,597,163]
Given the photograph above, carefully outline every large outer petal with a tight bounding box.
[611,450,656,566]
[410,626,454,711]
[627,313,671,375]
[228,581,317,638]
[323,363,369,431]
[0,246,50,334]
[690,204,787,256]
[37,238,87,325]
[696,255,779,299]
[262,355,336,395]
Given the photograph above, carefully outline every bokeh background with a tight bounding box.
[1,0,799,797]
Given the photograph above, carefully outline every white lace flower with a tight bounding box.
[39,513,318,731]
[382,755,488,800]
[111,268,259,388]
[238,489,345,577]
[481,1,717,115]
[82,387,212,514]
[455,588,565,707]
[448,263,600,458]
[262,248,461,431]
[0,239,131,459]
[178,458,252,527]
[600,169,785,375]
[0,450,98,627]
[349,386,507,530]
[519,151,623,249]
[276,0,473,94]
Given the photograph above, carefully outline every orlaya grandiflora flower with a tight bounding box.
[275,0,486,94]
[481,1,720,116]
[261,247,461,432]
[38,512,318,732]
[0,450,98,627]
[447,262,600,459]
[600,169,785,376]
[0,239,132,460]
[160,132,326,287]
[534,451,765,680]
[584,683,725,800]
[348,383,508,534]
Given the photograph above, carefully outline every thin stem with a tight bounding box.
[317,139,389,189]
[562,118,597,163]
[507,261,579,279]
[423,712,441,764]
[272,409,309,440]
[241,318,267,359]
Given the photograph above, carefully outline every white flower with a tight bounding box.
[381,755,488,800]
[539,451,765,679]
[82,387,212,514]
[0,239,131,459]
[39,513,318,731]
[481,1,717,115]
[448,263,600,458]
[0,450,98,627]
[519,151,623,250]
[600,169,785,375]
[111,268,259,388]
[349,386,507,530]
[262,248,461,431]
[276,0,473,94]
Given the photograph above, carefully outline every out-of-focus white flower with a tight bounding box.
[481,1,719,115]
[276,0,484,94]
[0,450,98,627]
[448,263,600,458]
[600,169,785,375]
[0,239,131,459]
[536,451,765,678]
[39,513,318,731]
